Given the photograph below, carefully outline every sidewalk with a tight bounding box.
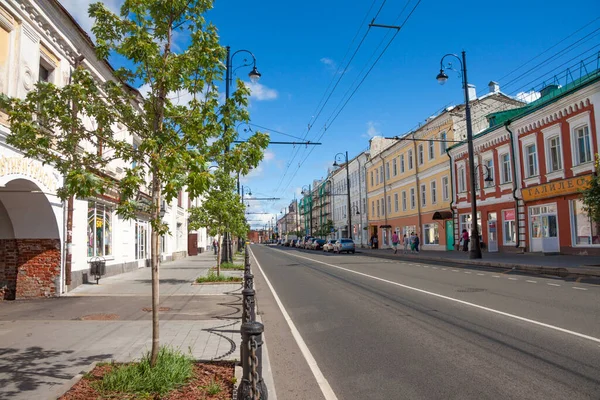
[0,251,277,400]
[357,247,600,277]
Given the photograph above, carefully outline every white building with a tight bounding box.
[0,0,189,299]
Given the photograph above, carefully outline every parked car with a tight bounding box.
[304,238,315,249]
[334,238,355,254]
[299,236,313,248]
[323,239,335,252]
[291,239,299,247]
[311,239,326,250]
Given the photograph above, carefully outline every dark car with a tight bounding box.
[312,239,326,250]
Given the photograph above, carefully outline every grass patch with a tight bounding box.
[196,271,242,283]
[94,347,193,397]
[204,378,222,395]
[218,262,244,270]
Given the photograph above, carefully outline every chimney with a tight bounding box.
[540,84,559,98]
[467,84,476,101]
[488,81,500,93]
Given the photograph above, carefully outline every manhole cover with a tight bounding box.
[79,313,120,320]
[456,288,486,293]
[142,307,171,312]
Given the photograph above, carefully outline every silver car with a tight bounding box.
[334,238,355,254]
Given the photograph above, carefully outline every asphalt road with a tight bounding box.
[250,244,600,400]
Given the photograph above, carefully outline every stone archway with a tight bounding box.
[0,178,61,300]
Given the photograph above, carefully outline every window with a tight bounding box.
[177,191,183,207]
[458,166,466,193]
[387,196,391,215]
[400,155,405,173]
[410,188,415,209]
[526,144,538,177]
[503,209,516,245]
[418,144,424,165]
[574,126,592,165]
[571,199,600,245]
[372,201,375,217]
[380,166,384,183]
[394,193,399,212]
[392,159,397,176]
[428,139,434,160]
[385,162,390,180]
[135,221,149,260]
[501,154,512,183]
[87,202,113,257]
[484,158,494,187]
[375,168,379,185]
[440,132,447,154]
[408,150,413,169]
[377,199,380,217]
[473,164,480,190]
[370,171,374,187]
[402,191,407,211]
[420,184,426,207]
[423,223,439,245]
[442,176,449,201]
[431,180,437,204]
[547,136,562,172]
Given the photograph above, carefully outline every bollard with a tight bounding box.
[241,287,256,324]
[244,273,254,290]
[238,321,268,400]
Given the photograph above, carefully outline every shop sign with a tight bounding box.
[522,175,592,202]
[503,209,515,221]
[0,156,57,192]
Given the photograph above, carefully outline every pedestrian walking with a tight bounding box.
[461,229,469,252]
[403,234,409,254]
[414,234,420,253]
[410,232,416,253]
[392,231,399,254]
[213,239,218,255]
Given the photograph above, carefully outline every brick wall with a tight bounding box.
[0,239,61,300]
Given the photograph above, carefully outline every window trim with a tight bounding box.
[430,180,437,204]
[418,144,424,166]
[442,176,449,201]
[410,187,415,209]
[440,132,447,155]
[420,183,426,207]
[428,139,435,160]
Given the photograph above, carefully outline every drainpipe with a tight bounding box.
[412,132,423,236]
[379,153,388,247]
[445,148,455,249]
[505,122,521,249]
[363,156,370,248]
[65,54,85,288]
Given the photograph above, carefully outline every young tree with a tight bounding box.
[0,0,268,366]
[580,157,600,231]
[188,171,248,275]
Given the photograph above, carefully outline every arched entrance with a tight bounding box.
[0,178,61,300]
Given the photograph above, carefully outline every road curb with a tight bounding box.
[48,359,103,400]
[357,251,600,277]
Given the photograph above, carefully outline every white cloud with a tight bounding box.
[245,82,278,101]
[362,121,381,138]
[58,0,122,40]
[263,150,275,162]
[515,90,541,103]
[320,57,335,67]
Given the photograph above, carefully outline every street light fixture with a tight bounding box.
[333,151,352,240]
[351,204,361,215]
[437,51,482,259]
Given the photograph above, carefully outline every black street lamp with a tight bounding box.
[437,51,481,259]
[333,151,352,240]
[222,46,261,263]
[351,204,361,215]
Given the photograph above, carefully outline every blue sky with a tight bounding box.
[59,0,600,229]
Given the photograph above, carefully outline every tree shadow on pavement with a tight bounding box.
[135,279,192,285]
[0,347,112,398]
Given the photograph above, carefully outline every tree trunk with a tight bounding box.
[216,234,222,277]
[150,174,161,366]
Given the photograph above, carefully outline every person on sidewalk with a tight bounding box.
[392,231,399,254]
[461,229,469,252]
[410,232,416,253]
[414,234,420,253]
[403,234,409,254]
[213,239,218,255]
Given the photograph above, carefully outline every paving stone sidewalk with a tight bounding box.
[0,252,262,400]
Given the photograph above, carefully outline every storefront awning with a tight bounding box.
[379,224,392,228]
[432,211,453,220]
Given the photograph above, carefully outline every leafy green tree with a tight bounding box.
[0,0,268,366]
[188,171,247,274]
[580,157,600,230]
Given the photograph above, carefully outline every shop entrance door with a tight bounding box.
[487,220,498,252]
[445,220,454,250]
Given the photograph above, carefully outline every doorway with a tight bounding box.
[529,204,559,253]
[445,220,454,250]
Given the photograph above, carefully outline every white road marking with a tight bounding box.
[432,267,439,270]
[573,287,588,291]
[492,275,500,278]
[270,248,600,345]
[452,270,459,272]
[464,272,472,274]
[423,266,429,268]
[547,283,561,287]
[526,280,537,283]
[508,278,518,280]
[477,273,485,276]
[442,268,448,271]
[250,249,339,400]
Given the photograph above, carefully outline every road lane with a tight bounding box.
[251,245,600,400]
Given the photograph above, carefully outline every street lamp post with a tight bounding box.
[437,51,481,259]
[333,151,352,240]
[222,46,261,263]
